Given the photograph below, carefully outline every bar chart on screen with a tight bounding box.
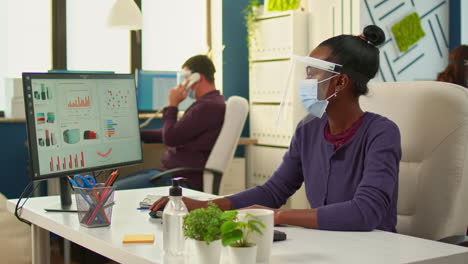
[33,83,54,103]
[37,128,58,148]
[62,84,93,117]
[104,120,117,138]
[48,151,85,172]
[67,89,91,107]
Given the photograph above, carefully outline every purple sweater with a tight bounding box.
[140,90,225,190]
[228,112,401,232]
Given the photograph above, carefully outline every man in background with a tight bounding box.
[116,55,225,191]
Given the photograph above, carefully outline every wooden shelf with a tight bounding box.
[0,118,26,123]
[238,137,258,145]
[138,112,163,119]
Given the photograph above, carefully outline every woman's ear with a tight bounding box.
[335,74,351,92]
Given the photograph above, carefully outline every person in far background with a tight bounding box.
[437,45,467,88]
[115,55,226,191]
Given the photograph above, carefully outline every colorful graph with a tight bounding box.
[84,130,99,140]
[36,113,45,124]
[34,83,53,101]
[38,129,57,147]
[105,120,117,138]
[49,151,85,172]
[63,129,80,144]
[68,96,90,108]
[106,88,129,110]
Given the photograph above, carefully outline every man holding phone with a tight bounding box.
[115,55,226,191]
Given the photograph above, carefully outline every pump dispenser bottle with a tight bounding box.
[163,178,188,256]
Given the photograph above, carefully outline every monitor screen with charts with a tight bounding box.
[22,73,143,180]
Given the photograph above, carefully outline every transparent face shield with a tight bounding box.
[276,55,342,127]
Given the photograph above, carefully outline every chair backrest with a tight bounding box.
[203,96,249,194]
[360,81,468,240]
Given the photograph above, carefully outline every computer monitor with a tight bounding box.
[22,73,143,209]
[137,70,195,111]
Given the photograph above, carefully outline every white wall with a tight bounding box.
[307,0,360,50]
[0,0,51,111]
[67,0,130,73]
[308,0,450,82]
[361,0,449,82]
[142,0,207,71]
[0,1,7,111]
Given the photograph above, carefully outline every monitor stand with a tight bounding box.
[44,177,77,212]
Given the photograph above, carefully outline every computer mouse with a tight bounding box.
[149,210,163,219]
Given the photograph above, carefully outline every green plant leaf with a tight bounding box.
[221,210,238,220]
[249,222,263,235]
[221,229,243,246]
[248,219,265,228]
[221,220,238,233]
[183,202,225,244]
[219,212,267,247]
[243,0,261,56]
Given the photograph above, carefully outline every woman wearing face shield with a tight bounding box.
[151,25,402,232]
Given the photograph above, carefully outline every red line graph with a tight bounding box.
[97,147,113,157]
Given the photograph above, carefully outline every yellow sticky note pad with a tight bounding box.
[122,234,155,244]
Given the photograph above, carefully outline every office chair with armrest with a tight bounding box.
[360,81,468,244]
[150,96,249,195]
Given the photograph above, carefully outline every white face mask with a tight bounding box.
[298,75,338,118]
[177,70,191,84]
[188,89,195,99]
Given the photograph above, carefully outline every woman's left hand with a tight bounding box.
[241,205,319,228]
[240,204,282,225]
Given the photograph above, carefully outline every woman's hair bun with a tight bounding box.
[363,25,386,46]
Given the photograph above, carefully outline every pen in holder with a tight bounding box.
[74,184,116,228]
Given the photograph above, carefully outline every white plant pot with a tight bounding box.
[190,239,222,264]
[228,245,257,264]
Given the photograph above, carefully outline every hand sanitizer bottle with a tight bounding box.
[163,177,188,256]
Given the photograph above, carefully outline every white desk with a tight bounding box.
[7,187,468,264]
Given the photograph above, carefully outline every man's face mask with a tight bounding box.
[177,69,197,99]
[277,55,343,126]
[177,69,191,85]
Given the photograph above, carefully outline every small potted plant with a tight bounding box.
[182,202,234,263]
[221,210,265,264]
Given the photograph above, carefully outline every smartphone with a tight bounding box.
[273,229,287,242]
[184,73,200,90]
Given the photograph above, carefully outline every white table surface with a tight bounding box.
[7,187,468,264]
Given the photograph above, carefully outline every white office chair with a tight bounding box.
[0,193,32,264]
[150,96,249,194]
[360,81,468,242]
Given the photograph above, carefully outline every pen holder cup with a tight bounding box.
[74,185,116,228]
